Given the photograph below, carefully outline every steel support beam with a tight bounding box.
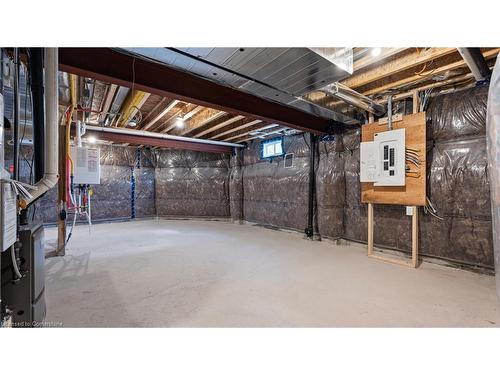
[82,127,236,154]
[58,48,336,134]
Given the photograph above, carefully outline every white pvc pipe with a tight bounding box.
[76,120,82,147]
[25,48,59,205]
[85,124,245,148]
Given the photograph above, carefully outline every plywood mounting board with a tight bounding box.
[361,112,426,206]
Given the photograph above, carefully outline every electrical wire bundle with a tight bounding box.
[424,196,444,220]
[405,147,444,221]
[405,147,421,178]
[419,88,433,112]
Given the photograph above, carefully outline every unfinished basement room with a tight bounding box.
[0,44,499,331]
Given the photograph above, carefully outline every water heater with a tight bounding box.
[70,146,101,184]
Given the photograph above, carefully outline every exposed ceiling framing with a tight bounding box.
[57,47,499,149]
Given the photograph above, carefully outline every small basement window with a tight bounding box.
[261,137,284,159]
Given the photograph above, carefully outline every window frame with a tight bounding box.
[260,137,284,159]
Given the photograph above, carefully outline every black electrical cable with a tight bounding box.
[19,50,35,183]
[13,48,20,181]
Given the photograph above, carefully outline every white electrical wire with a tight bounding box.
[424,196,444,220]
[10,245,22,279]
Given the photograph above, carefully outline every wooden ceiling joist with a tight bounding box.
[194,115,246,138]
[97,84,117,124]
[117,90,150,127]
[361,48,500,96]
[157,103,197,133]
[341,48,456,89]
[353,48,407,72]
[141,99,180,131]
[223,123,279,142]
[210,119,263,140]
[182,113,239,138]
[139,97,169,128]
[235,126,286,144]
[177,107,224,136]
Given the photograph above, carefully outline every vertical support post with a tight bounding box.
[305,132,317,239]
[387,95,393,130]
[411,90,420,268]
[413,91,419,113]
[367,203,374,256]
[57,118,67,256]
[411,206,418,267]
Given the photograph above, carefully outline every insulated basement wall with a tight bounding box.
[155,149,230,217]
[229,148,244,222]
[10,144,157,223]
[240,85,493,268]
[331,85,493,267]
[11,144,230,223]
[316,135,345,239]
[241,134,310,231]
[423,85,493,267]
[96,145,156,220]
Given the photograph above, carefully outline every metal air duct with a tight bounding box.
[25,48,59,206]
[318,82,386,116]
[457,48,491,82]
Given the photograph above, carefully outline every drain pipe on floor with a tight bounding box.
[23,48,59,206]
[305,132,317,239]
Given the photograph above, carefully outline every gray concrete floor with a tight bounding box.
[44,219,500,327]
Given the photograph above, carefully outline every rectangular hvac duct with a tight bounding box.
[119,47,358,125]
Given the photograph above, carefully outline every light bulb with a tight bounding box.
[176,116,185,128]
[371,47,382,57]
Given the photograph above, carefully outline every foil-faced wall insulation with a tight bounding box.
[155,149,230,217]
[12,145,155,222]
[424,85,493,267]
[241,85,493,268]
[486,57,500,299]
[4,84,493,269]
[316,136,345,239]
[15,144,230,222]
[242,135,310,231]
[229,148,244,222]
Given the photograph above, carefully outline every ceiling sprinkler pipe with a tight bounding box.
[319,83,386,116]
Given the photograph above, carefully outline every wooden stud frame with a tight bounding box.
[366,91,421,268]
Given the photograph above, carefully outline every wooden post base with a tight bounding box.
[367,203,419,269]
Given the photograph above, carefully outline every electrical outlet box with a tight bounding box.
[70,146,101,185]
[360,128,406,186]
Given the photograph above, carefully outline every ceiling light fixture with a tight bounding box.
[371,47,382,57]
[87,136,97,144]
[127,106,142,128]
[175,116,185,129]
